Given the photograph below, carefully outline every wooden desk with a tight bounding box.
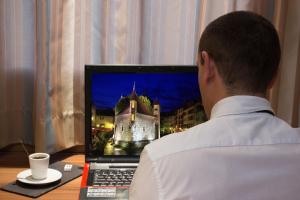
[0,152,84,200]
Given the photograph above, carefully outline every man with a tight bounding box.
[129,11,300,200]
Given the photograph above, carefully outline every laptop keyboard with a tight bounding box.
[93,169,136,187]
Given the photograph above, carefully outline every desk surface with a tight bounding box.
[0,152,84,200]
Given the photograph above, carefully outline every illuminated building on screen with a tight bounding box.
[113,84,160,144]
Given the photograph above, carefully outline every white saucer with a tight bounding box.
[17,168,62,185]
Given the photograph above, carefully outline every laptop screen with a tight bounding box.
[85,65,206,160]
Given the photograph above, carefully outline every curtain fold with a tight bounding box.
[0,0,299,153]
[35,0,85,152]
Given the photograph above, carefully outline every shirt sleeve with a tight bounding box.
[129,148,161,200]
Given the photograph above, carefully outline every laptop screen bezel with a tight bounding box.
[85,64,199,162]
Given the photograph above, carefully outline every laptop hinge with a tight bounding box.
[90,162,138,170]
[87,157,139,163]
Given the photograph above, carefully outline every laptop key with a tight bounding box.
[124,182,131,186]
[116,181,124,186]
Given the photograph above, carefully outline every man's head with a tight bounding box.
[198,11,281,117]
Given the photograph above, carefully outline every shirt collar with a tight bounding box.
[210,95,274,119]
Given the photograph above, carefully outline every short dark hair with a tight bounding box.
[199,11,281,94]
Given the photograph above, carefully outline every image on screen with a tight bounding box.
[90,72,207,156]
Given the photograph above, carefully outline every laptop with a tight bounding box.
[79,64,205,199]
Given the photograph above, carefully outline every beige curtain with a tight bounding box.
[0,0,35,148]
[0,0,299,153]
[270,0,300,127]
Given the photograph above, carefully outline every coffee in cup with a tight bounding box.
[29,152,50,179]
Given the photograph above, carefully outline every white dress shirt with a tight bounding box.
[129,96,300,200]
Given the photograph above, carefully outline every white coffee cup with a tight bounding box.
[29,153,50,180]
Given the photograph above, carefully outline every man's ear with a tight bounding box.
[200,52,205,65]
[201,51,216,84]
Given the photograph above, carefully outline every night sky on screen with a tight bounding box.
[91,73,200,113]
